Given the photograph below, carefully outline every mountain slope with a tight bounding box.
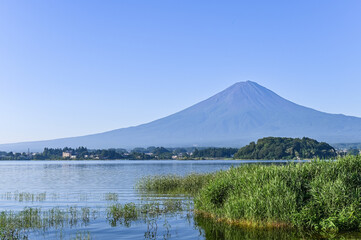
[2,81,361,152]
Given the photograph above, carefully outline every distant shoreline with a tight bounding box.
[1,137,355,161]
[0,158,311,162]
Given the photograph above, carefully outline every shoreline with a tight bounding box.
[0,158,312,161]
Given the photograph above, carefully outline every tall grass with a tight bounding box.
[197,155,361,232]
[139,155,361,232]
[137,173,215,194]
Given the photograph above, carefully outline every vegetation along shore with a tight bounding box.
[1,137,357,161]
[139,155,361,233]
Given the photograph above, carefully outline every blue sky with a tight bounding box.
[0,0,360,144]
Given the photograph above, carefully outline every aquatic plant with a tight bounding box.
[195,155,361,232]
[104,192,119,202]
[0,221,28,240]
[107,203,138,227]
[106,199,188,240]
[0,206,99,239]
[0,197,189,239]
[106,199,190,227]
[71,231,92,240]
[137,173,215,194]
[1,192,47,202]
[140,155,361,233]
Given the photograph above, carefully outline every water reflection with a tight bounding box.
[193,214,361,240]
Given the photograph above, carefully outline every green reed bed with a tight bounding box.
[137,173,215,194]
[138,155,361,233]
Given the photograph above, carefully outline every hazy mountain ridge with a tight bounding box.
[2,81,361,152]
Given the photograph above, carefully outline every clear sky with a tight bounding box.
[0,0,360,144]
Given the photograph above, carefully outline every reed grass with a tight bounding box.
[137,173,215,194]
[139,155,361,233]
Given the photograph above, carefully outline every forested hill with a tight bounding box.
[234,137,337,160]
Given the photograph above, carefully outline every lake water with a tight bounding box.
[0,160,359,240]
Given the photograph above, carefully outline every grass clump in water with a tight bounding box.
[104,193,119,202]
[137,173,215,194]
[107,199,191,227]
[107,203,138,227]
[195,155,361,232]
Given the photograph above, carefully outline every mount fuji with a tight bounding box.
[2,81,361,152]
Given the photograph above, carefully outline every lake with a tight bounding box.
[0,159,358,240]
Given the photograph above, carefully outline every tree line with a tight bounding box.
[0,137,355,160]
[0,146,238,160]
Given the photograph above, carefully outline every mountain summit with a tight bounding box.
[2,81,361,151]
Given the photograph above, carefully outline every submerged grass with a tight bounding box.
[1,192,47,202]
[104,193,119,202]
[106,198,191,227]
[0,199,187,240]
[0,206,99,239]
[71,231,92,240]
[139,155,361,233]
[106,199,192,240]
